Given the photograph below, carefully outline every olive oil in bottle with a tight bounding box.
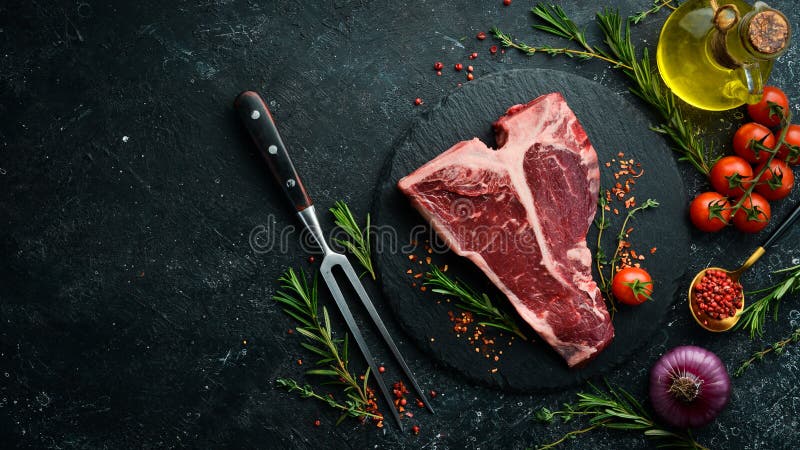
[656,0,790,111]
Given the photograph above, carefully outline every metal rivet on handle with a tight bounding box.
[250,110,260,120]
[268,145,278,155]
[286,179,296,188]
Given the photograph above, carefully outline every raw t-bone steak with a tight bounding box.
[397,92,613,367]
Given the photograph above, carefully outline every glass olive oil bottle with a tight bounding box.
[657,0,790,111]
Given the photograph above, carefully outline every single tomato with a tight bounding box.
[732,192,771,233]
[747,86,789,128]
[611,267,653,306]
[733,122,776,164]
[755,159,794,200]
[709,156,754,197]
[776,124,800,165]
[689,192,732,232]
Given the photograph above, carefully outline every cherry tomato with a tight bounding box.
[611,267,653,306]
[776,124,800,165]
[754,159,794,200]
[732,192,771,233]
[689,191,732,232]
[709,156,754,198]
[747,86,789,128]
[733,122,776,164]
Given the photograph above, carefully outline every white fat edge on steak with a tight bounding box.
[494,163,600,362]
[399,94,607,365]
[402,150,600,365]
[496,96,604,317]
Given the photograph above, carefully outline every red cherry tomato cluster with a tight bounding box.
[690,86,798,234]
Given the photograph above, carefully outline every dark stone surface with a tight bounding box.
[1,0,798,448]
[374,68,689,391]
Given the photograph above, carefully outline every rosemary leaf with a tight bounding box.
[631,0,677,25]
[276,378,381,421]
[736,264,800,338]
[494,4,717,176]
[595,196,659,311]
[330,200,376,280]
[424,265,527,340]
[273,268,377,423]
[735,328,800,377]
[535,381,708,449]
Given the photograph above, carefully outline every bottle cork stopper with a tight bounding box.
[748,10,790,55]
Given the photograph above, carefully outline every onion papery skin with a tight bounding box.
[649,345,731,428]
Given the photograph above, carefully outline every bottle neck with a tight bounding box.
[709,5,789,70]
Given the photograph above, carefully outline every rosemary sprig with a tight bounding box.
[424,265,527,340]
[609,198,659,272]
[493,4,716,175]
[276,378,382,422]
[734,328,800,377]
[330,200,375,280]
[595,197,659,309]
[535,381,708,450]
[631,0,677,24]
[531,4,595,54]
[736,264,800,338]
[273,268,378,424]
[491,26,630,70]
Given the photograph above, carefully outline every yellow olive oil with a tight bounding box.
[657,0,774,111]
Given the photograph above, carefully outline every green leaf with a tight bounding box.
[306,369,340,377]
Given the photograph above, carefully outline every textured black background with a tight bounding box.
[1,1,799,449]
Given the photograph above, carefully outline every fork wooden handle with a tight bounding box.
[234,91,313,211]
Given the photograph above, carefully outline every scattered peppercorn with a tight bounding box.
[467,73,474,81]
[470,52,478,59]
[429,390,437,398]
[378,365,386,373]
[503,0,511,5]
[454,63,463,71]
[308,255,315,263]
[414,98,423,106]
[412,425,420,435]
[467,65,474,73]
[436,71,442,76]
[314,419,321,427]
[433,61,443,71]
[489,45,498,54]
[477,31,487,40]
[400,398,407,406]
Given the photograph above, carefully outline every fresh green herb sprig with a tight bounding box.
[276,378,381,422]
[736,264,800,338]
[424,265,527,340]
[492,4,716,175]
[595,196,659,310]
[273,268,377,424]
[735,328,800,377]
[330,201,376,280]
[631,0,677,24]
[609,198,659,271]
[535,381,708,450]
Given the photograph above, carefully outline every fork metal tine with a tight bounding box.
[319,263,404,430]
[338,258,436,414]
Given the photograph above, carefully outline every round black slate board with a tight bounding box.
[370,69,689,392]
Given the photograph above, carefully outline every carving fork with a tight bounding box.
[234,91,434,430]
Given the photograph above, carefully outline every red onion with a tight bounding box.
[649,345,731,428]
